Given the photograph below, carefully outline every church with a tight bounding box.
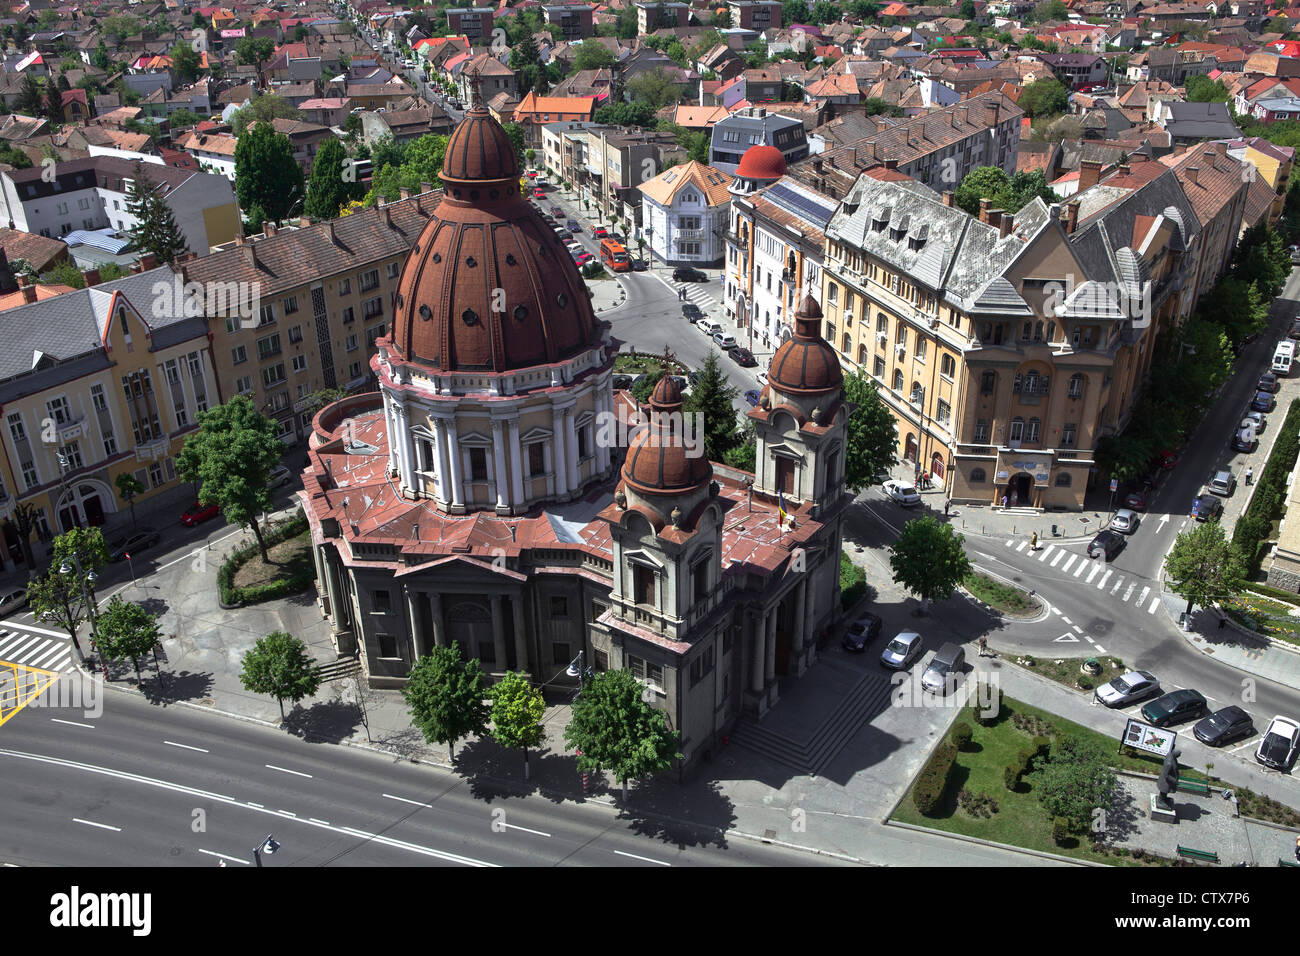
[298,107,853,774]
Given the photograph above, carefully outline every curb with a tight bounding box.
[957,568,1050,625]
[882,819,1104,866]
[1163,594,1300,664]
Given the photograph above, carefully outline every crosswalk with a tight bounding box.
[1004,538,1162,614]
[0,628,76,673]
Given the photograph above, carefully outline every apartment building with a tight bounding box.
[636,1,691,34]
[573,126,682,223]
[511,93,598,150]
[0,264,218,573]
[182,191,440,446]
[172,129,239,182]
[709,106,809,175]
[638,161,733,266]
[1226,136,1294,228]
[542,4,595,39]
[542,120,619,184]
[446,7,496,41]
[727,0,782,30]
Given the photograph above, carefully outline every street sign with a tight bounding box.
[1121,718,1176,757]
[1109,478,1118,493]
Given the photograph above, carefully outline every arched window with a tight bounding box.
[941,354,955,377]
[1047,321,1056,342]
[896,324,907,346]
[892,369,904,392]
[910,381,924,404]
[877,313,888,332]
[981,370,996,394]
[858,344,869,365]
[1021,321,1032,340]
[971,467,987,483]
[1034,321,1044,341]
[1055,473,1072,487]
[1024,370,1039,394]
[1026,417,1041,442]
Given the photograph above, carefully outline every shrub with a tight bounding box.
[951,721,973,750]
[1234,398,1300,575]
[1077,676,1093,690]
[974,683,1001,726]
[912,742,958,815]
[216,511,313,606]
[1004,763,1020,791]
[1052,815,1070,846]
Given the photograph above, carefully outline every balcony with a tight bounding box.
[675,227,705,240]
[52,415,87,443]
[134,437,169,461]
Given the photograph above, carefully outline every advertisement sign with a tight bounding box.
[1122,718,1176,757]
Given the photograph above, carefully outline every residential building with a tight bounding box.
[542,4,595,38]
[173,130,239,182]
[511,93,598,149]
[709,106,809,175]
[457,54,518,107]
[727,0,782,30]
[636,1,691,34]
[638,160,733,266]
[1225,136,1294,227]
[446,7,496,40]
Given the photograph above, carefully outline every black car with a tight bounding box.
[1258,372,1280,393]
[107,527,161,562]
[1087,529,1125,560]
[730,346,757,367]
[1252,390,1276,412]
[611,374,633,390]
[673,266,708,282]
[631,258,648,271]
[842,612,883,651]
[682,303,703,322]
[1191,494,1223,521]
[1289,319,1300,340]
[1140,689,1208,727]
[1193,705,1254,746]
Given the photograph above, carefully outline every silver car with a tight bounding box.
[1095,669,1160,707]
[0,587,27,616]
[1208,469,1235,497]
[1110,508,1140,534]
[880,631,923,669]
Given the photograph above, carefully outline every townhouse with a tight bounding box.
[638,160,733,267]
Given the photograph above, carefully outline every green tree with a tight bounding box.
[502,121,526,168]
[91,40,111,70]
[1164,520,1245,619]
[683,352,740,462]
[235,36,276,69]
[842,370,899,490]
[176,395,285,562]
[888,516,973,611]
[27,570,91,666]
[102,14,142,45]
[234,122,305,226]
[125,162,190,265]
[304,137,364,220]
[231,93,303,137]
[1199,277,1268,346]
[52,526,110,573]
[1185,74,1229,103]
[94,596,162,684]
[954,166,1012,215]
[45,80,63,123]
[402,644,491,761]
[1031,735,1117,834]
[1018,78,1069,118]
[595,100,657,126]
[365,133,450,203]
[0,144,32,169]
[627,68,682,112]
[16,73,43,115]
[563,668,682,801]
[571,42,616,73]
[170,41,201,84]
[115,472,146,528]
[170,107,202,128]
[239,630,322,720]
[490,670,547,779]
[5,502,39,569]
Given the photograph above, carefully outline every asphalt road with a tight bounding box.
[0,681,839,867]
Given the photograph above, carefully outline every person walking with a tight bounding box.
[977,636,989,658]
[944,499,951,517]
[1245,466,1253,485]
[1030,531,1038,551]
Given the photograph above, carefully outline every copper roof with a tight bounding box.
[768,295,843,397]
[622,371,712,497]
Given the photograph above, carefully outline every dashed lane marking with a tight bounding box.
[1148,598,1160,614]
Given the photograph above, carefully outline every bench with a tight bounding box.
[1177,777,1211,795]
[1177,846,1220,864]
[1280,858,1300,868]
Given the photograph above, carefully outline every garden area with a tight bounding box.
[218,511,316,606]
[1223,589,1300,648]
[613,351,687,376]
[962,572,1041,617]
[840,552,868,611]
[1011,653,1127,693]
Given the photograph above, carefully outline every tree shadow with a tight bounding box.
[134,596,170,618]
[613,775,736,850]
[283,698,362,743]
[140,668,214,706]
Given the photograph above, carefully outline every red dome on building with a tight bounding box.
[388,107,600,373]
[623,370,712,496]
[735,144,787,182]
[768,295,843,396]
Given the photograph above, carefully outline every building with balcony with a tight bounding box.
[727,0,782,30]
[638,160,734,267]
[709,106,808,175]
[542,4,595,39]
[512,93,598,150]
[636,1,691,34]
[299,108,848,779]
[446,7,496,41]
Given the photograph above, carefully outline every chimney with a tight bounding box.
[814,156,823,172]
[884,158,897,170]
[421,181,435,193]
[264,222,277,237]
[1064,199,1080,235]
[16,273,30,289]
[22,283,36,303]
[942,190,954,206]
[399,186,412,199]
[988,208,1003,230]
[383,204,393,228]
[244,241,258,268]
[1186,165,1199,184]
[328,219,339,245]
[130,262,143,274]
[139,252,158,270]
[978,197,992,223]
[235,233,246,246]
[1000,214,1014,238]
[82,267,101,287]
[1079,158,1103,192]
[300,215,312,227]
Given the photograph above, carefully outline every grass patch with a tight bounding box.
[1223,592,1300,647]
[231,530,312,590]
[1011,653,1127,693]
[217,511,315,606]
[613,352,687,375]
[963,572,1041,617]
[841,552,867,611]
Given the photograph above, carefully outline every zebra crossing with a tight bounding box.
[0,628,76,673]
[1004,538,1162,614]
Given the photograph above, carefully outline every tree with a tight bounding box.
[571,43,616,73]
[235,36,276,70]
[45,80,63,123]
[888,516,972,611]
[365,133,450,204]
[1018,78,1069,118]
[953,165,1058,216]
[230,93,303,137]
[0,144,32,169]
[170,41,200,84]
[490,671,547,779]
[595,101,657,127]
[115,472,145,528]
[5,502,39,569]
[627,68,682,112]
[91,41,111,71]
[124,162,190,265]
[402,645,491,761]
[502,121,526,168]
[16,73,42,115]
[234,122,305,226]
[304,137,364,220]
[94,596,162,684]
[52,526,110,573]
[170,107,201,129]
[102,14,141,45]
[683,351,740,462]
[1185,74,1229,103]
[27,570,91,667]
[176,396,285,562]
[563,668,682,800]
[1031,735,1117,834]
[1164,520,1245,620]
[239,630,322,720]
[842,370,899,490]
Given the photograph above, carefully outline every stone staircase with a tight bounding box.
[314,655,362,683]
[728,671,896,776]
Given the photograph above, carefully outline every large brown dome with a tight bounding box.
[623,370,712,496]
[389,108,599,372]
[768,294,843,396]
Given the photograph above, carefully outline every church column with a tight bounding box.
[565,407,580,494]
[433,416,451,506]
[490,594,508,673]
[429,591,446,647]
[792,578,807,673]
[384,396,400,477]
[508,418,525,506]
[406,587,426,659]
[750,612,764,693]
[764,607,777,683]
[596,390,611,474]
[491,418,509,512]
[395,403,417,494]
[512,595,529,674]
[551,405,569,497]
[446,418,465,510]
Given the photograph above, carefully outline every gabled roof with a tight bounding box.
[638,160,733,208]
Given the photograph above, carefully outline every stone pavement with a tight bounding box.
[1161,591,1300,693]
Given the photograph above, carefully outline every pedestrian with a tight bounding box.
[977,636,988,657]
[1030,531,1038,550]
[1246,466,1253,485]
[944,499,951,517]
[1001,494,1008,509]
[1295,835,1300,862]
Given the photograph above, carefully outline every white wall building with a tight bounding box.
[637,160,733,267]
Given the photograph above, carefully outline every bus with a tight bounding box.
[600,238,630,272]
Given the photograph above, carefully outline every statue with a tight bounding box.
[1156,747,1181,811]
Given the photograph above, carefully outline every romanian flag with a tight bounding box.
[778,491,788,527]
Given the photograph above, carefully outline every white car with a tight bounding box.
[713,331,737,350]
[698,319,723,338]
[1109,508,1140,534]
[880,631,923,669]
[1256,715,1300,770]
[882,479,921,507]
[269,465,293,488]
[1094,669,1159,707]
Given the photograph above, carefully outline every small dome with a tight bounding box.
[648,371,682,410]
[622,368,711,496]
[768,294,843,397]
[736,144,787,182]
[441,106,520,185]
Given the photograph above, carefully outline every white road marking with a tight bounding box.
[1074,559,1087,578]
[383,793,433,808]
[1016,541,1028,552]
[50,718,94,729]
[73,818,120,832]
[1110,576,1125,594]
[1073,625,1083,634]
[0,634,24,654]
[1052,607,1063,616]
[1005,538,1015,547]
[1086,563,1100,583]
[613,849,671,866]
[1060,554,1076,574]
[247,802,264,808]
[1051,549,1065,567]
[198,848,249,864]
[265,764,312,778]
[1061,615,1072,624]
[1038,545,1053,562]
[1123,583,1136,602]
[1084,635,1096,645]
[1137,586,1151,605]
[1148,598,1160,614]
[1094,645,1106,654]
[504,823,552,838]
[1097,569,1112,590]
[164,741,210,753]
[1055,633,1080,642]
[1228,740,1258,754]
[309,818,331,826]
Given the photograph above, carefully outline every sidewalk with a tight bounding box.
[1160,589,1300,691]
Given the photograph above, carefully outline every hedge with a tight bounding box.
[1243,580,1300,603]
[1052,816,1070,847]
[217,510,314,607]
[912,741,958,816]
[1234,397,1300,576]
[1005,736,1051,790]
[951,721,973,751]
[974,683,1002,726]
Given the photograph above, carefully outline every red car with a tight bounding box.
[532,187,545,199]
[592,226,608,238]
[526,170,538,178]
[181,501,220,526]
[575,252,594,265]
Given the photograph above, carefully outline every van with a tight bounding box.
[921,642,966,695]
[698,319,724,338]
[1273,340,1294,376]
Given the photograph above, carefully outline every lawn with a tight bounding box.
[231,529,313,591]
[1010,653,1127,694]
[613,353,686,375]
[963,572,1041,617]
[1223,592,1300,647]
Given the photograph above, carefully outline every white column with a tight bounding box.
[431,417,449,504]
[384,395,400,476]
[491,418,509,511]
[406,587,426,659]
[429,591,446,647]
[597,390,611,474]
[508,419,525,505]
[401,405,418,494]
[565,407,579,493]
[446,418,464,509]
[551,406,569,497]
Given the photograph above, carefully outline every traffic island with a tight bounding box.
[961,571,1042,619]
[1009,654,1127,695]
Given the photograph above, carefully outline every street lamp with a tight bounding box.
[252,834,280,867]
[59,554,98,673]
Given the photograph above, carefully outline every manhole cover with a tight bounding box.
[198,698,216,708]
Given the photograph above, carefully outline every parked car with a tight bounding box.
[743,388,761,407]
[842,611,884,652]
[107,528,161,562]
[181,501,221,526]
[1109,508,1140,534]
[575,252,594,266]
[1289,245,1300,263]
[1094,669,1160,707]
[1208,469,1235,497]
[673,266,708,282]
[880,631,923,670]
[592,226,608,238]
[1232,426,1257,453]
[0,587,28,616]
[550,205,563,217]
[1087,528,1125,559]
[698,319,723,338]
[532,188,546,199]
[1140,689,1208,727]
[682,303,703,322]
[1190,494,1223,521]
[631,258,648,271]
[730,346,757,367]
[566,220,580,232]
[1252,390,1276,412]
[712,331,737,350]
[1193,706,1255,746]
[882,479,921,507]
[269,465,293,487]
[1243,410,1266,433]
[1289,318,1300,340]
[1255,715,1300,770]
[920,642,966,695]
[1258,372,1280,393]
[1123,490,1147,511]
[612,374,633,390]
